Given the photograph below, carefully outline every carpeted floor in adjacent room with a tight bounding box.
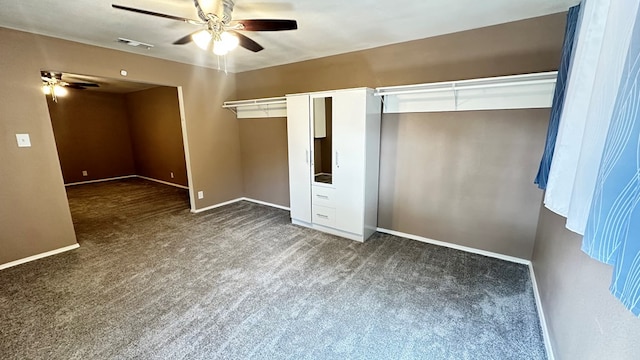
[0,178,546,359]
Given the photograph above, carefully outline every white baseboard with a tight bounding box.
[376,227,530,265]
[242,197,290,211]
[0,243,80,271]
[192,197,290,213]
[65,175,136,186]
[529,263,555,360]
[64,175,188,190]
[136,175,189,189]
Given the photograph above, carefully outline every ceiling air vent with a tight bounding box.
[117,38,154,50]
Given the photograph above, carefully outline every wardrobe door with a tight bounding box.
[332,90,366,234]
[286,95,312,223]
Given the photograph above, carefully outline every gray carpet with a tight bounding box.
[0,178,546,359]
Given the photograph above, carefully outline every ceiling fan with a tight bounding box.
[41,71,99,102]
[112,0,298,55]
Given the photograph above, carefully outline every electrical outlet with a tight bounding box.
[82,170,88,176]
[197,191,204,199]
[170,172,174,179]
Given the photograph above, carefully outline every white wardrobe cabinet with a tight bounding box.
[286,88,381,242]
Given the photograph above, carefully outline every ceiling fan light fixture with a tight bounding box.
[53,84,68,97]
[213,32,239,55]
[221,31,239,51]
[42,84,52,95]
[192,30,213,50]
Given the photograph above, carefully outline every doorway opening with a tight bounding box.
[42,70,194,223]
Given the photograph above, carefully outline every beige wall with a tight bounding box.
[126,87,188,187]
[532,206,640,359]
[235,13,565,259]
[47,89,136,184]
[379,110,547,259]
[236,14,565,99]
[238,118,290,205]
[0,27,240,265]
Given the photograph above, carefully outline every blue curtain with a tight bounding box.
[534,4,581,189]
[582,7,640,316]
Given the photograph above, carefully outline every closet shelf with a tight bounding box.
[222,96,287,118]
[375,71,558,113]
[223,72,558,118]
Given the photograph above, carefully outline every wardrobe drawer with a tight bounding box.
[312,205,336,227]
[312,186,336,207]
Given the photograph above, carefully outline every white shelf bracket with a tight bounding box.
[225,106,238,116]
[452,83,458,111]
[258,104,270,116]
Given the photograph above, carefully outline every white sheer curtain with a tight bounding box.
[540,0,640,315]
[544,0,610,217]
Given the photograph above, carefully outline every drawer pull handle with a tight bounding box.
[316,195,329,199]
[316,214,329,219]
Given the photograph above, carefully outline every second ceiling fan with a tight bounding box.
[112,0,297,55]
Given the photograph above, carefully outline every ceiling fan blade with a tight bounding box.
[112,4,198,24]
[64,84,87,90]
[191,0,209,22]
[68,82,99,88]
[230,31,264,52]
[234,19,298,31]
[173,32,197,45]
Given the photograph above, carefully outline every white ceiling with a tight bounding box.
[0,0,578,73]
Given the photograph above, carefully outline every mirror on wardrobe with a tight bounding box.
[312,96,332,184]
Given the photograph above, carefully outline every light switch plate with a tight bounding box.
[16,134,31,147]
